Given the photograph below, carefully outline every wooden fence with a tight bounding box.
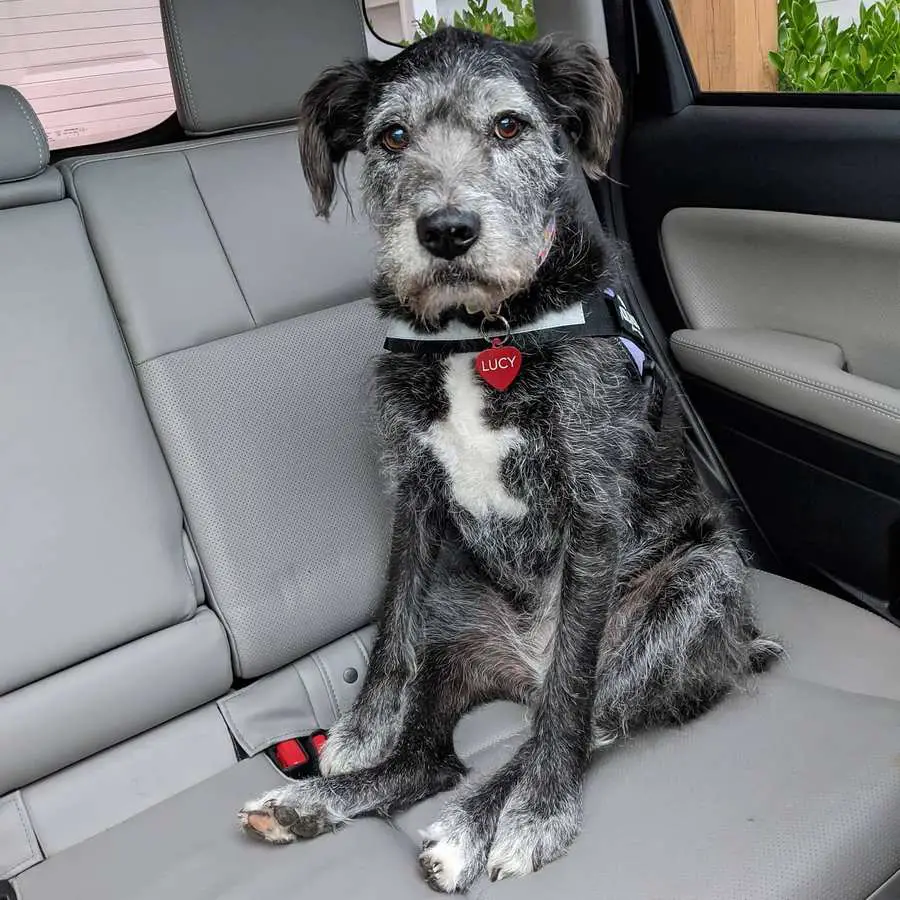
[669,0,778,91]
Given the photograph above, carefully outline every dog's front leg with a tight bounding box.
[420,521,613,891]
[318,477,444,777]
[485,525,613,881]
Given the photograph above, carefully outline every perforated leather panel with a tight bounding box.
[139,299,392,677]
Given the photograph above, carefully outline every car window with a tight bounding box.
[0,0,176,150]
[668,0,900,94]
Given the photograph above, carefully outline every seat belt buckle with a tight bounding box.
[266,730,328,778]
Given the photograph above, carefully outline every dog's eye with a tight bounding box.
[381,125,409,152]
[494,115,523,141]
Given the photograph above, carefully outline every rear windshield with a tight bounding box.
[1,0,176,150]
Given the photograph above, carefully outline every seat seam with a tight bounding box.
[160,0,200,131]
[169,517,246,677]
[0,794,40,875]
[181,151,257,326]
[311,651,341,720]
[6,88,47,177]
[216,695,254,754]
[62,125,295,177]
[180,535,200,608]
[351,630,371,665]
[290,660,321,728]
[673,337,900,422]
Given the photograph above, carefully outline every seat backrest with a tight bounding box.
[0,87,233,877]
[63,0,392,681]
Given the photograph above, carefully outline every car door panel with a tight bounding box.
[619,4,900,618]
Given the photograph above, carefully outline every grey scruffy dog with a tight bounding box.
[240,26,781,891]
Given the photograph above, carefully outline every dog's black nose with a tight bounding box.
[416,208,481,259]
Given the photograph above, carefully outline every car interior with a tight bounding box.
[0,0,899,898]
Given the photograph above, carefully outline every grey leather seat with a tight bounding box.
[1,2,899,897]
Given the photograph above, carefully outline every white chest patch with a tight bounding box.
[420,354,527,519]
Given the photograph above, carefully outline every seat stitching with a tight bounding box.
[675,336,900,414]
[61,125,296,178]
[0,794,41,875]
[673,337,900,422]
[172,519,246,677]
[62,125,295,178]
[181,152,256,325]
[216,695,253,754]
[351,630,371,665]
[7,88,46,176]
[291,660,321,728]
[311,652,341,719]
[161,0,201,131]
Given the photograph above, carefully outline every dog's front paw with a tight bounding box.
[318,701,403,777]
[486,791,581,882]
[418,819,485,894]
[317,718,383,777]
[239,781,345,844]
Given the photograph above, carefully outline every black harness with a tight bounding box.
[383,288,664,428]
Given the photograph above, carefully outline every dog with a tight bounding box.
[239,27,781,891]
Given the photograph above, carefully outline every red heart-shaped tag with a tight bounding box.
[475,341,522,391]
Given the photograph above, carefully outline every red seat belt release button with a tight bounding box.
[310,733,327,755]
[274,739,308,771]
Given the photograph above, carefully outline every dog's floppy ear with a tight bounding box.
[298,60,379,218]
[531,35,623,179]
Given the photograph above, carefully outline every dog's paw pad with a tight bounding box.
[239,792,331,844]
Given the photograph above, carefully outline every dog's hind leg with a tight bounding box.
[593,523,782,742]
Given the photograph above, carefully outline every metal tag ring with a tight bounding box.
[480,314,511,345]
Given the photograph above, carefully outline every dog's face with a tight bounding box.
[298,29,621,324]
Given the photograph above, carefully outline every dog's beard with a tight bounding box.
[413,278,514,322]
[376,235,546,325]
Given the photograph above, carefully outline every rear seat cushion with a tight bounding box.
[0,200,200,695]
[400,679,900,900]
[13,572,900,900]
[0,610,230,796]
[63,135,374,363]
[0,91,233,825]
[63,138,388,679]
[14,756,433,900]
[21,704,235,858]
[136,298,391,677]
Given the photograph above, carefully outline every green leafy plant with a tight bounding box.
[770,0,900,92]
[411,0,537,44]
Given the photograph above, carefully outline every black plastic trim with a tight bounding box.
[698,90,900,111]
[630,0,695,115]
[684,376,900,604]
[684,377,900,500]
[623,103,900,337]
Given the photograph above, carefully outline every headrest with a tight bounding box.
[160,0,368,135]
[0,87,49,183]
